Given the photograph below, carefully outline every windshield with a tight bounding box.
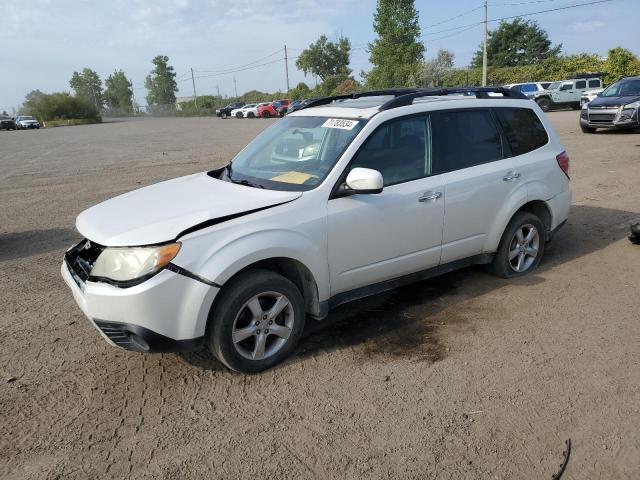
[601,78,640,97]
[21,116,35,120]
[546,82,562,91]
[226,116,365,191]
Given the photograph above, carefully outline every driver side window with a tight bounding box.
[350,115,431,187]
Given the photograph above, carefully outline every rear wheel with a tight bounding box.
[208,269,306,373]
[488,212,545,279]
[247,112,255,118]
[221,112,228,119]
[536,97,552,112]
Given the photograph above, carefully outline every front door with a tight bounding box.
[327,114,444,295]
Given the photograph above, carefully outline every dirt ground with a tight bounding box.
[1,113,639,479]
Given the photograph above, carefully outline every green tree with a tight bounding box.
[416,49,455,87]
[288,82,312,100]
[69,68,104,109]
[471,18,561,68]
[22,91,100,122]
[365,0,424,88]
[104,70,133,113]
[296,35,352,82]
[605,47,640,83]
[145,55,178,107]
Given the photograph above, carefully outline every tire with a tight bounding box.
[536,97,552,112]
[221,112,227,119]
[488,211,546,279]
[247,112,255,118]
[581,125,596,134]
[571,103,581,110]
[261,111,271,118]
[208,269,306,373]
[235,112,242,118]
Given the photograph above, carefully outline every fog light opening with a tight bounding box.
[126,332,150,351]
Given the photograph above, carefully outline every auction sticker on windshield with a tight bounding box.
[322,118,360,130]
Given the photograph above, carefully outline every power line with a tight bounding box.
[193,48,282,74]
[426,4,484,28]
[423,0,615,37]
[490,0,560,6]
[428,24,481,42]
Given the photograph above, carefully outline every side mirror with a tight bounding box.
[344,167,383,194]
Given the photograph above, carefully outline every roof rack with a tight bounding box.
[298,88,422,111]
[298,87,528,112]
[379,87,527,110]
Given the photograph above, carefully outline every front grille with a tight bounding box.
[589,113,616,124]
[64,239,104,285]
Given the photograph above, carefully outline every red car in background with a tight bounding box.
[257,99,291,118]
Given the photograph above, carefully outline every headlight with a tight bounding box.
[623,101,640,110]
[91,243,181,282]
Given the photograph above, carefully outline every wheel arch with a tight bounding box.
[486,198,553,252]
[205,256,322,338]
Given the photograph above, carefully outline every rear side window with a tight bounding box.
[432,110,502,173]
[494,108,549,156]
[575,80,587,89]
[520,84,537,93]
[588,79,601,88]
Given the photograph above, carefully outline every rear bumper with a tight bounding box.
[61,260,218,352]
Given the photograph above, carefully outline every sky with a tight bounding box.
[1,0,639,112]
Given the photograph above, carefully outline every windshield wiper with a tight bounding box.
[231,178,265,189]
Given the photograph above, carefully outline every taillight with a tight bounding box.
[556,151,570,178]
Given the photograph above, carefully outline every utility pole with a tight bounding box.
[482,0,488,87]
[233,76,238,98]
[216,84,220,98]
[190,68,198,109]
[284,45,290,92]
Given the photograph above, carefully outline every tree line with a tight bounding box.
[20,0,640,120]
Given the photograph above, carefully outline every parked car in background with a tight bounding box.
[230,104,258,118]
[239,102,269,118]
[580,88,605,106]
[62,87,570,373]
[580,76,640,133]
[216,102,245,119]
[504,82,551,98]
[286,99,314,114]
[257,99,291,118]
[533,76,603,111]
[0,116,17,130]
[15,115,41,129]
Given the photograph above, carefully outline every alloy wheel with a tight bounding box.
[231,292,295,360]
[508,224,540,273]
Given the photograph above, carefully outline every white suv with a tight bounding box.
[62,88,571,372]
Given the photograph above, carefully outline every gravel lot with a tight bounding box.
[1,113,639,479]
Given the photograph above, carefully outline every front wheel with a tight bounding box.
[208,269,306,373]
[261,111,271,118]
[581,125,596,134]
[536,97,552,112]
[488,212,545,279]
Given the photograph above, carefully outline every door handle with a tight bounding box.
[418,191,442,202]
[503,171,522,182]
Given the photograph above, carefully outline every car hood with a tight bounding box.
[76,172,302,246]
[589,95,640,107]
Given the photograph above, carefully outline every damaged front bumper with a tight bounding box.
[61,241,219,352]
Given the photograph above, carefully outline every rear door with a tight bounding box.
[431,109,524,263]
